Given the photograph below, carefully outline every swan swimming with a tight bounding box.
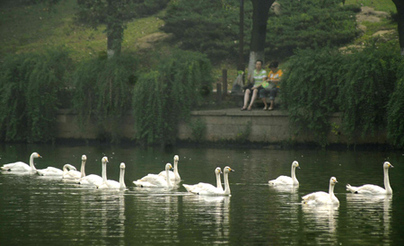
[346,161,393,195]
[62,155,87,182]
[133,163,173,188]
[98,162,126,190]
[158,155,181,182]
[268,161,300,186]
[302,177,339,206]
[0,152,41,174]
[79,156,108,187]
[183,166,234,196]
[182,167,223,194]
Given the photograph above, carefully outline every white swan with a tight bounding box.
[98,162,126,190]
[346,161,394,195]
[0,152,41,174]
[183,166,234,196]
[37,160,64,176]
[79,156,108,187]
[133,163,173,188]
[158,155,180,182]
[62,155,87,181]
[183,167,223,194]
[302,177,339,205]
[268,160,300,186]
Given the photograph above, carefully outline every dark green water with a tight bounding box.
[0,144,403,245]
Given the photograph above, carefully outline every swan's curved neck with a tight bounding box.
[102,161,107,182]
[329,183,335,198]
[216,172,223,190]
[119,168,125,188]
[80,160,86,178]
[174,159,179,177]
[29,154,37,171]
[384,167,392,194]
[223,172,230,195]
[166,166,172,187]
[291,166,297,182]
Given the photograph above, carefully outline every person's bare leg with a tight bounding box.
[268,99,274,110]
[242,89,251,110]
[262,98,268,110]
[248,89,258,110]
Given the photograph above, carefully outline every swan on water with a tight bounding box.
[182,167,223,194]
[183,166,234,196]
[133,163,173,188]
[98,162,126,190]
[302,177,339,205]
[346,161,394,195]
[79,156,108,187]
[0,152,41,174]
[158,155,181,182]
[268,161,300,186]
[62,155,87,182]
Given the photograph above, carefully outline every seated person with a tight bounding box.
[259,61,283,110]
[241,60,267,111]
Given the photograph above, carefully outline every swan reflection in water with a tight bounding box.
[301,203,339,245]
[182,194,230,243]
[346,193,392,244]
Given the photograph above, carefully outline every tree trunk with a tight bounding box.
[248,0,275,75]
[393,0,404,56]
[106,0,123,58]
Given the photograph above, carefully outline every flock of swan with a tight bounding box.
[0,152,394,202]
[0,152,234,196]
[268,160,394,206]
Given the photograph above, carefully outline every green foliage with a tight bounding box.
[133,49,212,145]
[190,118,207,142]
[0,47,73,143]
[387,60,404,148]
[266,0,360,59]
[281,47,344,146]
[161,0,253,63]
[337,43,400,140]
[71,54,138,142]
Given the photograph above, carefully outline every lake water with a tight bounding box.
[0,144,403,245]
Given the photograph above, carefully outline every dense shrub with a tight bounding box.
[0,48,73,143]
[133,49,212,146]
[387,60,404,148]
[281,47,345,146]
[71,54,138,142]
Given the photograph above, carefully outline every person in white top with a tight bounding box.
[241,60,267,111]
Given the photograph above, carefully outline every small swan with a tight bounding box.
[302,177,339,205]
[79,157,108,187]
[98,162,126,190]
[183,167,223,194]
[0,152,41,174]
[346,161,394,195]
[62,155,87,181]
[158,155,180,182]
[183,166,234,196]
[133,163,173,188]
[37,161,64,176]
[268,161,300,186]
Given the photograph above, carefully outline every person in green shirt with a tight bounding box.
[241,60,267,111]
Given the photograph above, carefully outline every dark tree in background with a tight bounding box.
[76,0,169,58]
[392,0,404,56]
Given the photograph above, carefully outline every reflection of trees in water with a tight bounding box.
[345,194,392,245]
[182,195,230,244]
[301,204,339,245]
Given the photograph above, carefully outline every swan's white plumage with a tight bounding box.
[268,161,300,186]
[79,157,108,187]
[346,161,393,195]
[133,163,173,188]
[62,155,87,181]
[183,166,234,196]
[183,167,223,194]
[302,177,339,205]
[158,155,180,182]
[0,152,41,174]
[37,166,63,176]
[98,162,126,190]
